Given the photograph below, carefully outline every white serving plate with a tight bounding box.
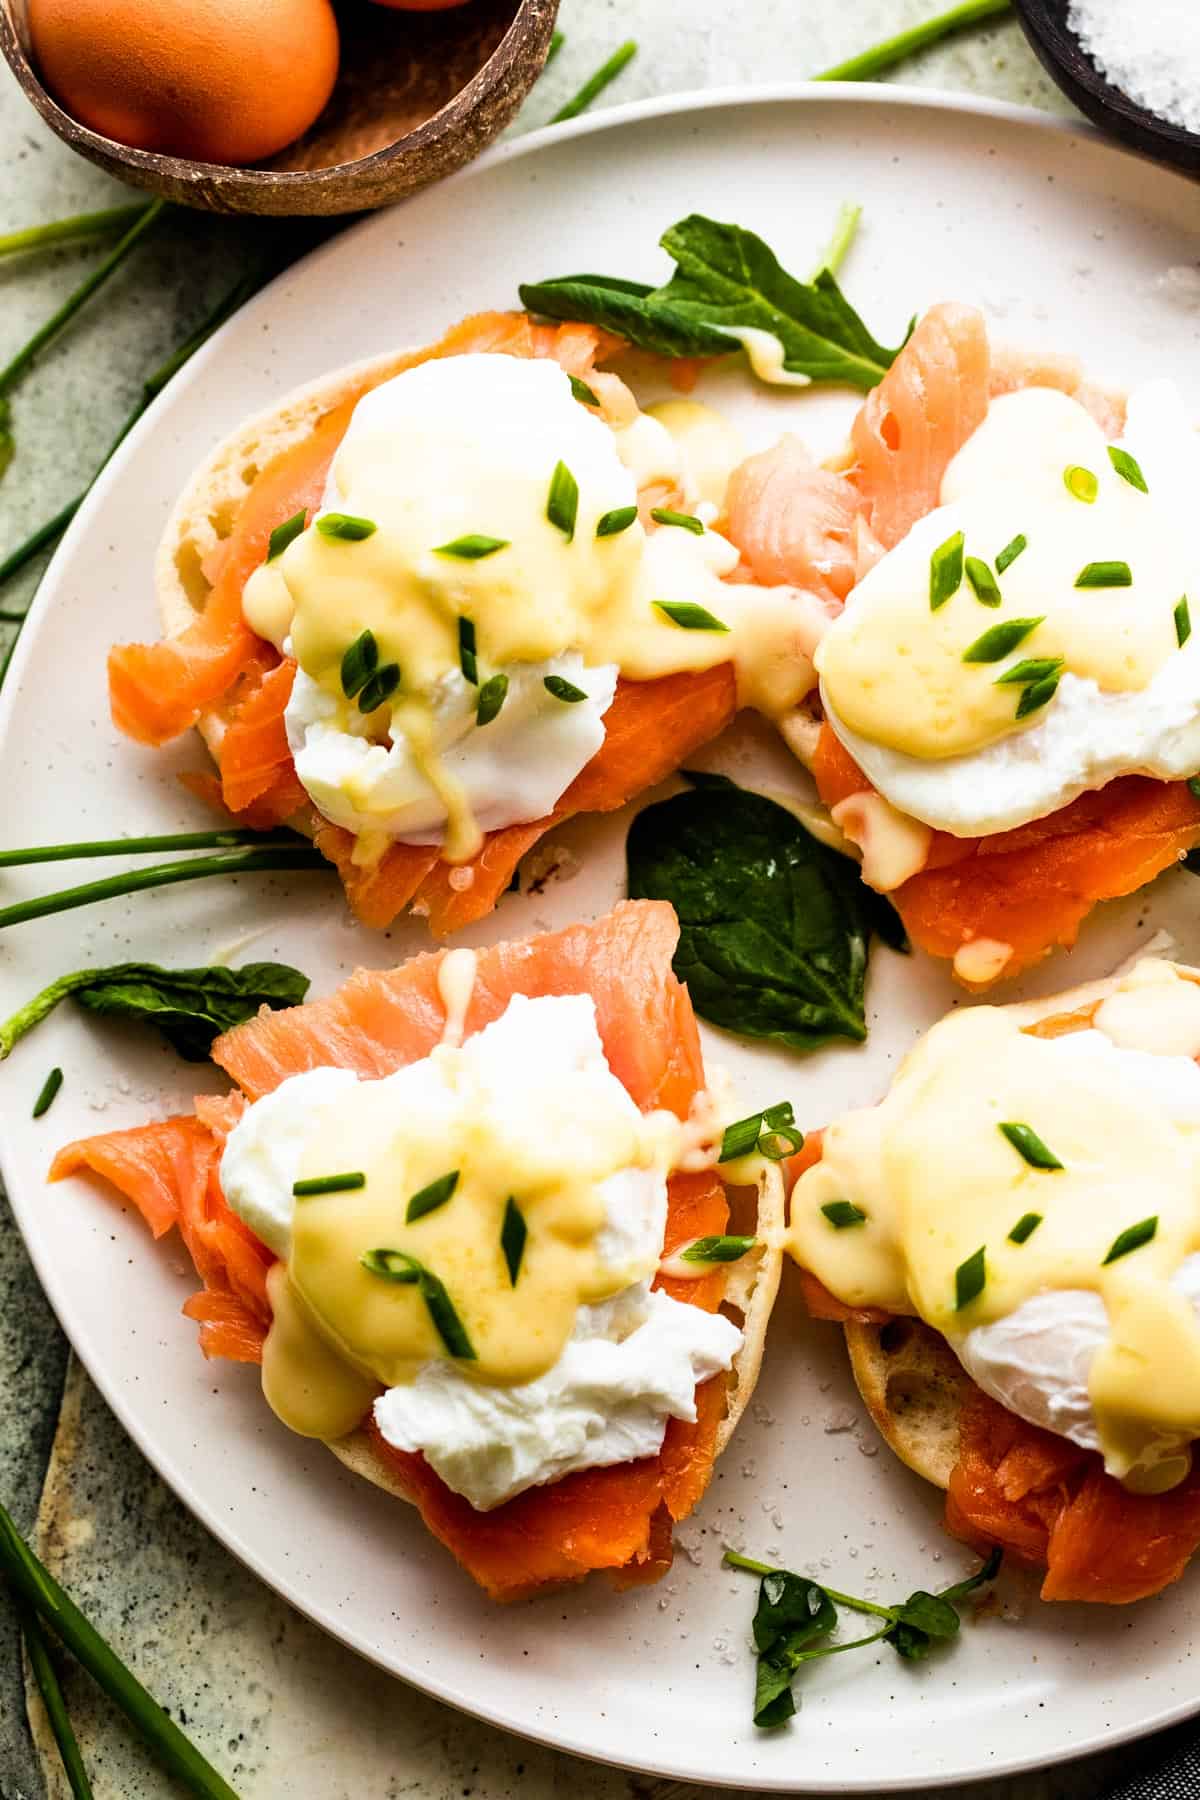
[3,86,1200,1793]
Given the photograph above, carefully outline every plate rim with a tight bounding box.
[0,80,1191,1793]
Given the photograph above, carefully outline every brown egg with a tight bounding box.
[28,0,340,166]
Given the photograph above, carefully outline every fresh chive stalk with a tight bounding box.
[999,1121,1064,1170]
[551,39,638,122]
[316,513,375,542]
[821,1200,867,1229]
[1108,446,1148,492]
[546,460,579,539]
[650,507,704,535]
[292,1171,365,1197]
[719,1102,803,1162]
[1075,561,1132,588]
[813,0,1010,81]
[679,1234,758,1263]
[406,1170,459,1222]
[341,629,379,700]
[954,1246,987,1311]
[0,847,327,932]
[458,616,478,684]
[501,1196,528,1285]
[18,1601,95,1800]
[434,535,509,559]
[995,533,1027,574]
[32,1067,63,1118]
[0,828,297,869]
[360,1249,476,1359]
[569,374,599,406]
[964,555,1002,606]
[962,616,1043,664]
[1102,1216,1158,1265]
[1014,672,1060,718]
[1008,1212,1042,1245]
[653,600,730,631]
[810,202,862,280]
[0,1499,240,1799]
[1063,464,1098,504]
[0,203,148,260]
[356,662,400,713]
[476,672,508,726]
[596,506,638,538]
[267,510,306,561]
[929,531,964,611]
[993,657,1063,688]
[543,674,588,702]
[1176,597,1192,647]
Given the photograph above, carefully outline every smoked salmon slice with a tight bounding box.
[50,902,735,1598]
[723,435,862,604]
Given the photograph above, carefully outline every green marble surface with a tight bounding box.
[0,4,1184,1795]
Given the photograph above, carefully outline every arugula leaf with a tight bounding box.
[520,212,904,391]
[626,779,904,1052]
[0,961,309,1062]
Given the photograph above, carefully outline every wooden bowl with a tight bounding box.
[0,0,560,216]
[1012,0,1200,176]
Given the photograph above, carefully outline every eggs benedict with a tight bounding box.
[50,902,786,1599]
[788,957,1200,1604]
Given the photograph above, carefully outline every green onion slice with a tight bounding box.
[1075,561,1132,588]
[405,1169,460,1223]
[569,374,600,406]
[679,1234,758,1263]
[543,674,588,703]
[1102,1216,1158,1266]
[360,1249,476,1358]
[476,672,508,727]
[653,600,730,632]
[32,1066,62,1118]
[293,1171,366,1197]
[267,508,306,561]
[929,531,964,611]
[1014,672,1060,719]
[1108,445,1148,493]
[821,1200,867,1230]
[596,505,639,538]
[458,616,478,685]
[719,1101,803,1162]
[316,512,377,542]
[357,662,400,713]
[340,629,379,700]
[1008,1212,1043,1245]
[963,617,1044,664]
[650,507,704,535]
[999,1122,1064,1170]
[964,555,1002,607]
[501,1197,527,1286]
[1063,465,1098,504]
[1177,596,1192,647]
[995,533,1027,575]
[547,460,579,541]
[994,656,1063,687]
[955,1246,987,1311]
[434,534,510,560]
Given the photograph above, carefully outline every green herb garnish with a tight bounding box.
[293,1171,365,1197]
[19,1598,94,1800]
[267,508,306,561]
[650,507,704,535]
[476,672,508,727]
[32,1066,62,1118]
[1008,1212,1043,1245]
[1177,597,1192,647]
[458,616,478,684]
[434,534,510,560]
[999,1121,1064,1170]
[316,512,376,542]
[954,1246,987,1311]
[357,662,401,713]
[1014,672,1060,719]
[994,656,1064,687]
[596,505,639,538]
[814,0,1010,82]
[1075,561,1132,588]
[1102,1216,1158,1266]
[543,674,588,703]
[360,1249,476,1359]
[719,1102,804,1162]
[821,1200,867,1229]
[550,38,637,123]
[1108,445,1148,493]
[1063,465,1098,504]
[406,1170,460,1223]
[962,616,1043,664]
[546,460,579,540]
[964,555,1002,607]
[340,629,378,700]
[569,374,599,406]
[0,851,328,934]
[501,1197,527,1286]
[679,1234,758,1264]
[995,533,1027,574]
[652,600,730,632]
[929,531,964,611]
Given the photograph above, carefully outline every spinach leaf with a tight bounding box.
[0,961,309,1062]
[520,212,904,391]
[626,779,903,1053]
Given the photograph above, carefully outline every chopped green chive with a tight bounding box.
[1063,465,1098,504]
[999,1122,1064,1171]
[1177,596,1192,647]
[1014,672,1060,719]
[653,600,730,632]
[340,629,378,700]
[543,674,588,703]
[547,460,579,540]
[679,1234,758,1263]
[551,38,637,122]
[357,662,401,713]
[719,1102,803,1163]
[1102,1216,1158,1266]
[32,1066,62,1118]
[458,616,478,685]
[821,1200,867,1229]
[476,672,508,727]
[650,507,705,535]
[316,512,377,542]
[964,556,1002,607]
[293,1171,366,1197]
[1008,1212,1043,1245]
[1075,561,1132,588]
[962,617,1044,664]
[569,374,600,406]
[501,1196,527,1286]
[994,656,1064,687]
[1108,445,1148,493]
[434,534,510,560]
[406,1169,460,1223]
[1190,776,1200,801]
[596,505,639,538]
[929,531,964,611]
[995,533,1027,575]
[360,1249,476,1358]
[955,1246,987,1311]
[267,508,306,561]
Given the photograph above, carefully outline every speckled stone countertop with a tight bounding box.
[0,5,1191,1795]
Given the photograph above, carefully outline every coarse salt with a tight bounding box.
[1068,0,1200,135]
